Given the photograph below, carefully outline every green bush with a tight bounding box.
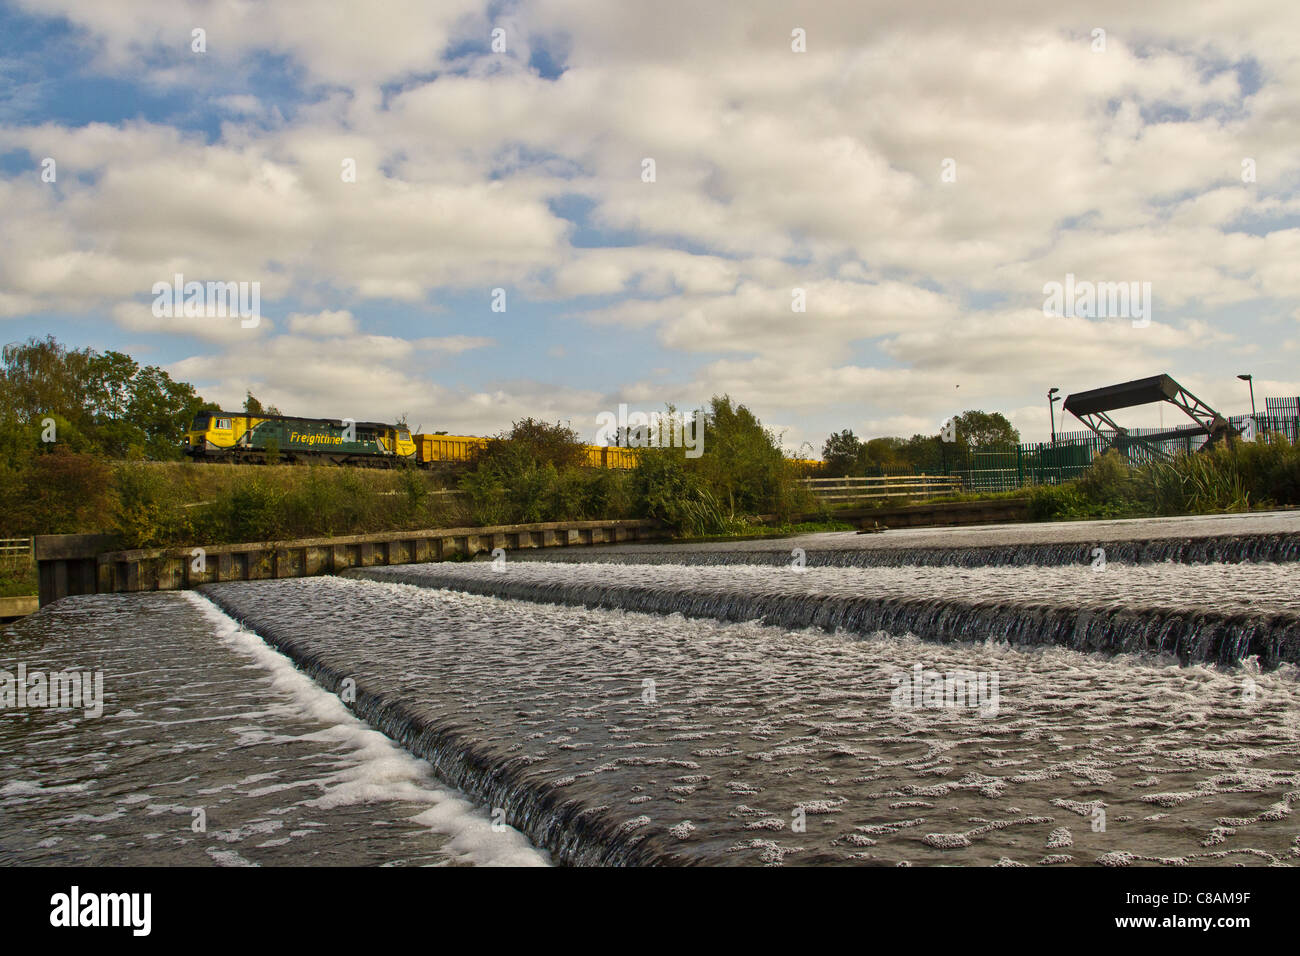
[1027,437,1300,520]
[1026,483,1089,521]
[510,462,559,524]
[632,449,728,535]
[581,468,636,519]
[1141,436,1300,516]
[224,477,287,542]
[395,464,430,521]
[549,466,593,521]
[1075,450,1138,505]
[459,466,511,525]
[112,461,187,547]
[0,561,37,597]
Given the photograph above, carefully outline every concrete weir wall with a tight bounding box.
[34,520,665,606]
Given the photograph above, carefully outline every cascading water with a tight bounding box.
[9,513,1300,867]
[512,513,1300,569]
[351,561,1300,668]
[509,532,1300,569]
[199,575,1300,867]
[0,592,546,867]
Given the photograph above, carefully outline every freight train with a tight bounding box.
[183,410,642,469]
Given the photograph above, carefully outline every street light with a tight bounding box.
[1237,374,1256,418]
[1048,388,1061,444]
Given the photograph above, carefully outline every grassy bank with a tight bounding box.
[0,561,36,598]
[1029,438,1300,520]
[0,457,464,550]
[675,519,855,542]
[806,438,1300,524]
[0,399,816,552]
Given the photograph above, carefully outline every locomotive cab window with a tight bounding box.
[397,429,410,442]
[216,418,231,430]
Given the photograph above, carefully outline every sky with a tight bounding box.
[1,0,1298,454]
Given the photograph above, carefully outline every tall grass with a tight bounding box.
[1030,436,1300,520]
[0,558,36,598]
[1144,452,1249,514]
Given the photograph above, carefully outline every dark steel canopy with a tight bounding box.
[1062,373,1235,463]
[1062,374,1181,418]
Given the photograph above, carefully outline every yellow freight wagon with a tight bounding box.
[581,445,641,469]
[788,457,822,475]
[413,434,488,466]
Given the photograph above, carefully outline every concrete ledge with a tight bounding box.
[33,534,119,561]
[37,519,667,603]
[0,595,38,620]
[855,499,1030,529]
[96,519,658,562]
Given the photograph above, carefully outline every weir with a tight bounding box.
[0,591,544,866]
[13,513,1300,867]
[196,575,1300,867]
[505,531,1300,569]
[200,582,690,866]
[352,562,1300,668]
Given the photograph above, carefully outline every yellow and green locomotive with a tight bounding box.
[185,411,417,466]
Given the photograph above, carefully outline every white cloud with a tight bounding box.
[287,310,357,336]
[4,0,1300,444]
[414,335,495,354]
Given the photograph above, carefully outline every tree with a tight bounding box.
[129,366,210,460]
[953,410,1020,448]
[822,429,863,477]
[0,336,96,430]
[86,351,139,421]
[1,336,216,460]
[687,396,782,515]
[862,410,1021,475]
[864,436,905,468]
[900,433,945,472]
[476,418,585,472]
[460,418,586,525]
[243,392,281,416]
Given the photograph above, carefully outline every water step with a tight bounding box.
[352,564,1300,669]
[507,532,1300,568]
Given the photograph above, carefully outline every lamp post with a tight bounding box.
[1237,374,1256,418]
[1048,388,1061,444]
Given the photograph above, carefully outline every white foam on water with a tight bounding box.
[0,779,89,797]
[183,591,551,867]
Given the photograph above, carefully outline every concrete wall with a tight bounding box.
[34,534,118,608]
[35,519,665,605]
[0,595,39,621]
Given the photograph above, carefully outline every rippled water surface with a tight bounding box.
[205,576,1300,866]
[556,512,1300,556]
[364,560,1300,614]
[356,560,1300,668]
[9,511,1300,867]
[0,593,545,866]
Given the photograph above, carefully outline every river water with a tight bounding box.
[201,573,1300,867]
[356,560,1300,667]
[4,518,1298,867]
[0,592,546,866]
[509,511,1300,567]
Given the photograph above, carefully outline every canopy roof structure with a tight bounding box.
[1062,374,1235,463]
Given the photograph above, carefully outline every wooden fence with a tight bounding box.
[798,475,963,502]
[0,537,33,566]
